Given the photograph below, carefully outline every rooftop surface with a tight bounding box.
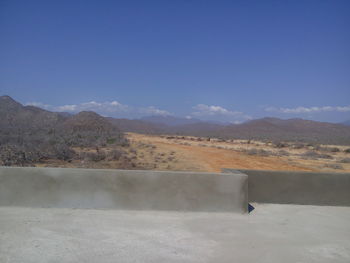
[1,204,350,263]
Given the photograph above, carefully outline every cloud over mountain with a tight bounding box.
[191,104,252,123]
[26,101,170,118]
[26,100,251,122]
[265,105,350,114]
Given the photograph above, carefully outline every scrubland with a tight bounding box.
[35,132,350,173]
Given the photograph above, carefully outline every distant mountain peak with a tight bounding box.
[0,95,22,108]
[63,110,117,133]
[0,95,16,101]
[75,111,101,118]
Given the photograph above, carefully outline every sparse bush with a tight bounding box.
[107,149,124,161]
[274,142,287,148]
[246,148,273,157]
[106,138,117,144]
[344,148,350,154]
[0,145,28,166]
[339,158,350,163]
[317,146,340,153]
[129,148,137,154]
[117,156,137,169]
[300,151,333,160]
[0,143,48,166]
[324,163,343,170]
[306,143,316,147]
[329,147,340,153]
[277,150,290,156]
[52,143,75,161]
[292,143,305,149]
[83,151,106,162]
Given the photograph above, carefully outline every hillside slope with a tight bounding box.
[0,96,127,166]
[220,118,350,144]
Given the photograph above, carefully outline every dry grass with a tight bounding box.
[125,133,350,173]
[35,132,350,173]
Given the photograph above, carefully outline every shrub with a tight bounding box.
[277,150,290,156]
[107,149,124,161]
[339,158,350,163]
[106,138,117,144]
[318,146,340,153]
[52,143,75,161]
[0,145,27,166]
[83,151,106,162]
[246,148,273,157]
[274,142,287,148]
[330,147,340,153]
[324,163,343,170]
[292,143,305,149]
[300,151,333,160]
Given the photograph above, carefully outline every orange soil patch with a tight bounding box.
[127,133,316,173]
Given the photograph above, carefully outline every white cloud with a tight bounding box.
[26,100,170,118]
[27,100,130,114]
[138,106,170,116]
[191,104,252,122]
[193,104,242,116]
[265,105,350,114]
[56,104,78,112]
[25,102,52,110]
[25,100,252,122]
[232,120,243,124]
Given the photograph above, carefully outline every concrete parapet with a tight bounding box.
[223,168,350,206]
[0,167,248,213]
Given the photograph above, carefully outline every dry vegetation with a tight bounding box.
[123,133,350,172]
[38,132,350,172]
[3,96,350,172]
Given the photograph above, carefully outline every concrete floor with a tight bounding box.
[1,204,350,263]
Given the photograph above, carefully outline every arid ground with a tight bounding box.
[126,133,350,172]
[37,132,350,173]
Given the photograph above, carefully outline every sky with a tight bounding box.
[0,0,349,123]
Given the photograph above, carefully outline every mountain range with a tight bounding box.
[342,120,350,126]
[1,95,350,145]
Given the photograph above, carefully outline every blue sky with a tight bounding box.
[1,0,349,123]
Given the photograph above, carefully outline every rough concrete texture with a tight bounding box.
[223,168,350,206]
[0,204,349,263]
[0,166,248,212]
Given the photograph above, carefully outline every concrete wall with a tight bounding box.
[223,169,350,206]
[0,167,248,213]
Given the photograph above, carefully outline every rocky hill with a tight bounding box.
[0,95,66,130]
[0,96,127,166]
